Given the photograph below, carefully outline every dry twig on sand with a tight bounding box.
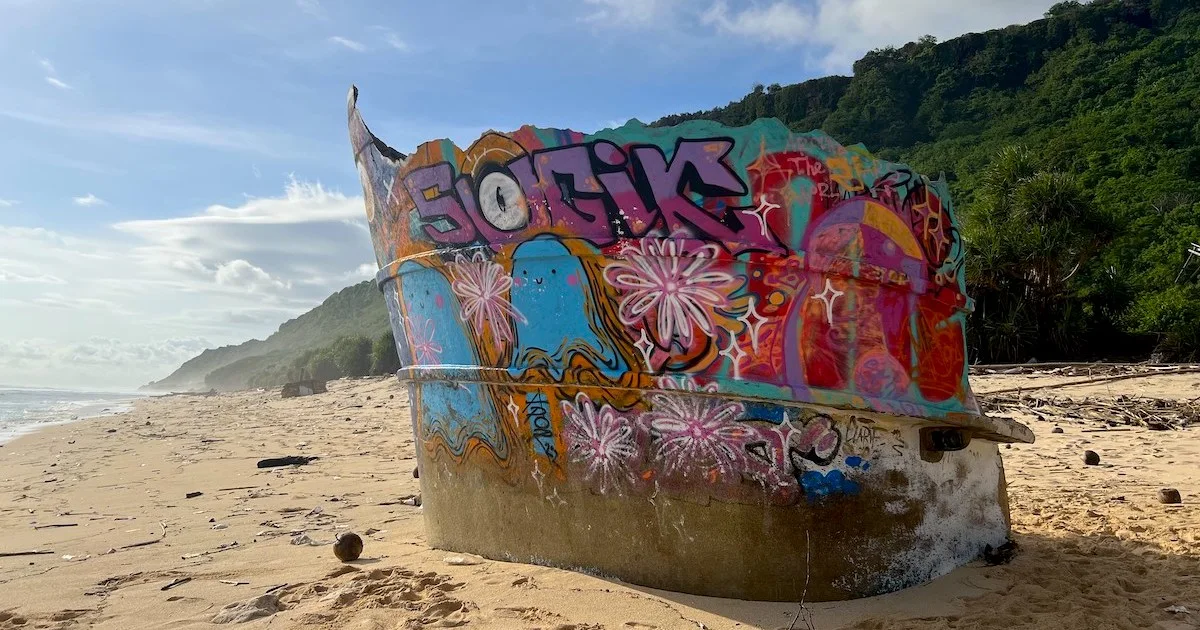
[0,550,54,558]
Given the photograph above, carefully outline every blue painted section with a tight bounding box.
[397,261,474,366]
[416,380,505,459]
[801,470,861,499]
[845,456,870,470]
[399,261,502,457]
[509,237,625,378]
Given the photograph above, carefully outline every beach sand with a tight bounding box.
[1,373,1198,629]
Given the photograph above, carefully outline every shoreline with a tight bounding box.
[0,375,1197,629]
[0,391,143,446]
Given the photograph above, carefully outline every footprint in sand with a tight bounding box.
[493,605,563,624]
[0,610,29,629]
[0,608,96,628]
[281,566,474,628]
[411,599,470,627]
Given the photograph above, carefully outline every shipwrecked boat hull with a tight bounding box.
[348,87,1032,601]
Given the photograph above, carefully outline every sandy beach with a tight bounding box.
[1,373,1198,630]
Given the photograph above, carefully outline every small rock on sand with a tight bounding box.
[1159,488,1183,504]
[444,555,481,566]
[1084,450,1101,466]
[211,594,280,624]
[1052,427,1064,434]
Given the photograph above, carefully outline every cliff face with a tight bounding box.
[143,280,389,392]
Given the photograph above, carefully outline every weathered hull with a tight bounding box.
[413,385,1011,601]
[348,85,1032,601]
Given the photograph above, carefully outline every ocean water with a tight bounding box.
[0,387,144,444]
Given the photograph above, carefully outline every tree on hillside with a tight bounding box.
[332,335,373,378]
[1113,198,1200,360]
[308,352,341,382]
[963,146,1109,362]
[371,332,402,376]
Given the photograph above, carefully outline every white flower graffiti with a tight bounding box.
[604,239,739,347]
[563,393,640,493]
[643,376,750,479]
[447,251,526,342]
[405,316,442,365]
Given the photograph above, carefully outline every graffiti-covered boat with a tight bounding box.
[347,86,1033,602]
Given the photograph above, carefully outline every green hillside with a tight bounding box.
[144,280,391,392]
[657,0,1200,362]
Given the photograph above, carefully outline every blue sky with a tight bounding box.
[0,0,1055,388]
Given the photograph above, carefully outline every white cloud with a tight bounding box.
[384,32,408,51]
[73,193,106,206]
[0,109,302,157]
[0,177,376,389]
[204,307,303,326]
[329,36,366,52]
[31,292,122,311]
[701,0,1053,72]
[701,1,807,41]
[64,337,213,368]
[0,337,213,387]
[297,262,377,288]
[582,0,678,25]
[39,154,123,175]
[38,56,73,90]
[0,272,64,284]
[111,176,370,304]
[296,0,323,18]
[0,199,16,207]
[215,259,291,293]
[368,26,409,52]
[0,257,65,284]
[120,176,360,228]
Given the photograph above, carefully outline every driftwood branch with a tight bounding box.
[984,367,1200,396]
[981,390,1198,430]
[0,550,54,558]
[121,539,161,550]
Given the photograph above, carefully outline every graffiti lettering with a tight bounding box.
[405,139,787,255]
[629,140,781,253]
[404,163,477,244]
[526,392,557,462]
[844,417,882,451]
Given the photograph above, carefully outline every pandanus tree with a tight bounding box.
[962,146,1107,362]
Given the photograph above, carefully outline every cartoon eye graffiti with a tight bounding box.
[477,171,530,232]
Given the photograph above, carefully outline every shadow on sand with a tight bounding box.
[612,529,1200,629]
